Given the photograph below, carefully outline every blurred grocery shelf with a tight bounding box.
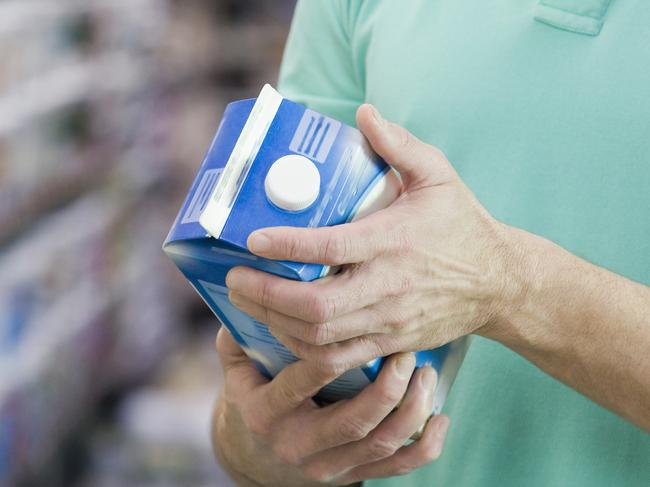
[0,0,295,485]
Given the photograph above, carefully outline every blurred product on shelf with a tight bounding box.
[0,0,295,485]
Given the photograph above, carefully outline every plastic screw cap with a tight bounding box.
[264,155,321,211]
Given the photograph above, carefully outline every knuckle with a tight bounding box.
[284,235,303,260]
[384,309,409,333]
[393,228,413,254]
[377,383,405,408]
[258,278,274,308]
[315,348,348,378]
[311,364,341,386]
[305,293,333,323]
[396,273,415,295]
[322,232,350,264]
[274,382,305,408]
[367,435,400,460]
[323,293,341,322]
[336,416,370,442]
[385,318,404,332]
[307,321,333,345]
[359,335,396,365]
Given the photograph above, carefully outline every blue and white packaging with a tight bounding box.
[163,85,470,413]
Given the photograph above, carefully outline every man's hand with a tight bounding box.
[225,104,521,367]
[225,103,650,432]
[212,327,450,487]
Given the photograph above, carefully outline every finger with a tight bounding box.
[258,354,345,423]
[229,292,381,345]
[356,104,456,189]
[246,210,401,265]
[274,353,416,460]
[231,290,420,346]
[215,327,268,401]
[215,325,247,364]
[274,330,410,373]
[226,265,382,323]
[337,414,451,485]
[228,291,316,340]
[305,366,437,477]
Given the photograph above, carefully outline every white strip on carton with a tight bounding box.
[199,84,283,237]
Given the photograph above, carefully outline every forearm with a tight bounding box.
[483,226,650,431]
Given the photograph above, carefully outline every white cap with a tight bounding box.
[264,154,321,211]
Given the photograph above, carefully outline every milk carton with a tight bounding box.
[163,85,470,413]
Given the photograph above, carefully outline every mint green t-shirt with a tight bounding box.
[277,1,650,486]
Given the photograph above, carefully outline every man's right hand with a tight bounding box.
[211,327,450,487]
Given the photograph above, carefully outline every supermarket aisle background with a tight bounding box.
[0,1,295,485]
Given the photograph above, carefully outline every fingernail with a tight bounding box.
[419,366,437,392]
[395,353,415,379]
[225,269,242,290]
[248,232,271,254]
[369,104,386,127]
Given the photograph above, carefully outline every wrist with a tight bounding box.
[480,221,613,366]
[479,220,589,355]
[479,223,539,346]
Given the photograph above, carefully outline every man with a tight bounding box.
[212,1,650,486]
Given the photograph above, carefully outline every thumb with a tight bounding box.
[356,104,456,188]
[216,325,249,366]
[216,326,267,399]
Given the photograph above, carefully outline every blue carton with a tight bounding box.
[163,85,469,412]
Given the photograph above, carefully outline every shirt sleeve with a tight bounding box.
[277,0,364,127]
